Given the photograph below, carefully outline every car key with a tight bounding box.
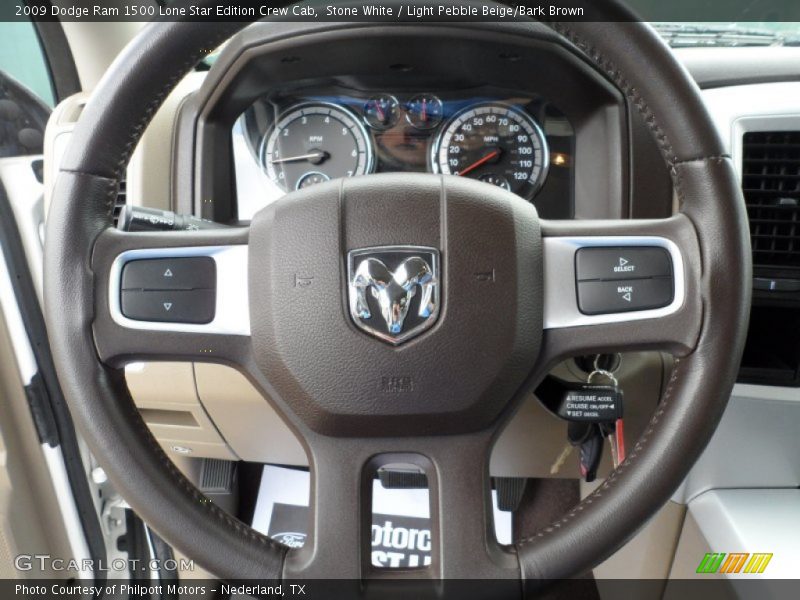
[569,420,603,482]
[578,424,604,482]
[556,366,625,478]
[549,421,594,475]
[600,418,626,468]
[584,368,625,468]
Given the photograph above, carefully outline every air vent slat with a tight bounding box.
[743,142,800,150]
[743,190,800,197]
[742,131,800,272]
[752,234,798,240]
[744,173,800,180]
[745,158,800,165]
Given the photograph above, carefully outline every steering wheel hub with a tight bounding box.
[249,173,543,436]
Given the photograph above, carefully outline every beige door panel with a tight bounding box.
[0,311,75,577]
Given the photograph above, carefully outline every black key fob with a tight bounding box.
[579,426,604,482]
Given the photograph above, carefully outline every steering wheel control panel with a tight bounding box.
[575,247,674,315]
[542,237,684,330]
[109,246,250,335]
[120,257,217,324]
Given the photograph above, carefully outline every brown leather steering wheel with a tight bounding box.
[44,1,751,595]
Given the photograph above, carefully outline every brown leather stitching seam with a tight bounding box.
[56,169,117,220]
[110,25,238,186]
[102,177,116,219]
[549,22,687,208]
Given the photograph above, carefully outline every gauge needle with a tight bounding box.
[457,149,500,177]
[375,103,386,122]
[270,150,329,164]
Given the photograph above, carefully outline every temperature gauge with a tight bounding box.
[364,94,399,130]
[297,171,331,189]
[405,94,443,130]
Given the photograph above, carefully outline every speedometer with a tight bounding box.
[433,103,549,200]
[261,103,373,191]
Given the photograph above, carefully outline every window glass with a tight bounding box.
[0,22,54,107]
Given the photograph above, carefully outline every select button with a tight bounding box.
[577,278,673,315]
[576,246,672,281]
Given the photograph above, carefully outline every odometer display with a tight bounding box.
[433,103,549,200]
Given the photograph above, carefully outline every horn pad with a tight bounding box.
[249,173,542,436]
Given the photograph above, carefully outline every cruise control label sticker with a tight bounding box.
[558,387,623,421]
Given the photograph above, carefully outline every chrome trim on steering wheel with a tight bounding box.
[542,236,685,329]
[108,245,250,336]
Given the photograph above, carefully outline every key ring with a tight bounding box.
[592,353,622,375]
[587,369,619,387]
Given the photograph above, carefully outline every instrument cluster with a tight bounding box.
[233,89,574,220]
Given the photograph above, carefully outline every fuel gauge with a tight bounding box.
[405,94,443,130]
[479,173,511,191]
[364,94,399,130]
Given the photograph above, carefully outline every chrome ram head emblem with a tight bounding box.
[347,246,440,344]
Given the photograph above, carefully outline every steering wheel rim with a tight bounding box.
[43,0,751,594]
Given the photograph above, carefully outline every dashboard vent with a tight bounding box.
[742,131,800,272]
[113,178,127,225]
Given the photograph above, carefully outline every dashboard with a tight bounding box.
[232,88,574,220]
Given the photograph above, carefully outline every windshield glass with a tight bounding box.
[653,22,800,47]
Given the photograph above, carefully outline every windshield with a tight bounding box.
[653,22,800,47]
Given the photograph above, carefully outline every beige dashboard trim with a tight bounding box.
[194,363,307,466]
[125,362,237,461]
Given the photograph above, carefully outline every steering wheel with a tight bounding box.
[44,0,751,594]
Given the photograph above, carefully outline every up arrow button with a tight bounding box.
[121,256,216,291]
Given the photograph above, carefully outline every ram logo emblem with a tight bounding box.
[347,246,440,344]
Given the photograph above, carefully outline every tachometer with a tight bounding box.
[433,103,549,200]
[261,103,373,191]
